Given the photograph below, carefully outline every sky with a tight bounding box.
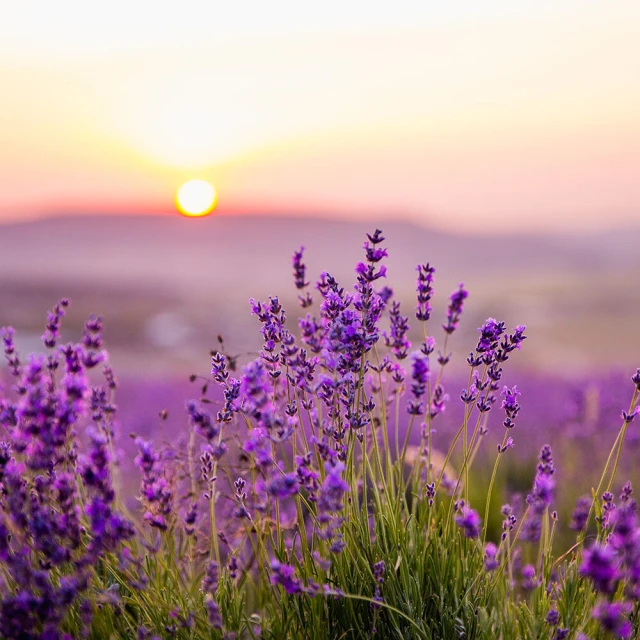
[1,1,639,232]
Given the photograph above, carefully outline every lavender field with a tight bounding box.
[1,223,639,639]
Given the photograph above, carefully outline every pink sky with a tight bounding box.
[1,1,639,232]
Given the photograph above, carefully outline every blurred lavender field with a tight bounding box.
[2,214,639,513]
[2,214,639,377]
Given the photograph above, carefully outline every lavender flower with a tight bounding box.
[238,359,273,417]
[415,263,435,322]
[501,385,521,429]
[592,601,632,639]
[407,352,429,416]
[622,406,640,424]
[608,502,638,559]
[442,284,468,335]
[372,560,385,609]
[184,501,197,535]
[475,318,506,358]
[202,561,219,594]
[211,351,230,383]
[580,543,618,594]
[460,381,479,405]
[270,560,303,595]
[186,400,219,441]
[455,503,481,539]
[570,496,591,532]
[521,564,537,591]
[205,595,223,629]
[545,609,560,626]
[504,324,527,354]
[497,437,514,454]
[135,438,173,530]
[262,466,299,500]
[522,445,556,542]
[81,314,106,368]
[420,336,436,356]
[229,556,239,580]
[600,491,617,531]
[292,246,313,308]
[383,301,411,360]
[365,228,385,248]
[484,543,499,571]
[620,481,634,503]
[292,246,309,289]
[317,462,349,518]
[429,383,449,419]
[42,298,70,349]
[1,326,22,377]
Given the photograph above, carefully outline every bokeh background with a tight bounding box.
[1,2,639,496]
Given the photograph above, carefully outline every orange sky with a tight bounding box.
[1,1,639,232]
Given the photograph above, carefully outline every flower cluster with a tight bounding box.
[0,228,637,639]
[455,501,481,539]
[521,445,556,542]
[415,263,435,322]
[579,485,640,636]
[135,438,173,530]
[0,301,133,639]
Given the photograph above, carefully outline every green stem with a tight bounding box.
[579,389,638,543]
[482,429,510,544]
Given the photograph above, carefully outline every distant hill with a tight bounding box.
[2,214,639,290]
[1,213,639,374]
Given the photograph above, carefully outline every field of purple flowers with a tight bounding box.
[1,229,639,639]
[107,368,640,556]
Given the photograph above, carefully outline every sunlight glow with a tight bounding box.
[176,180,217,217]
[2,2,640,230]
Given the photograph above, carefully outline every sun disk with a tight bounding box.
[176,180,218,217]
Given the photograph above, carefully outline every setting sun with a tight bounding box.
[175,180,218,217]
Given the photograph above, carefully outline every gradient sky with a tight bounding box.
[1,1,639,232]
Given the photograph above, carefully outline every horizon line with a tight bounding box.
[1,207,639,239]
